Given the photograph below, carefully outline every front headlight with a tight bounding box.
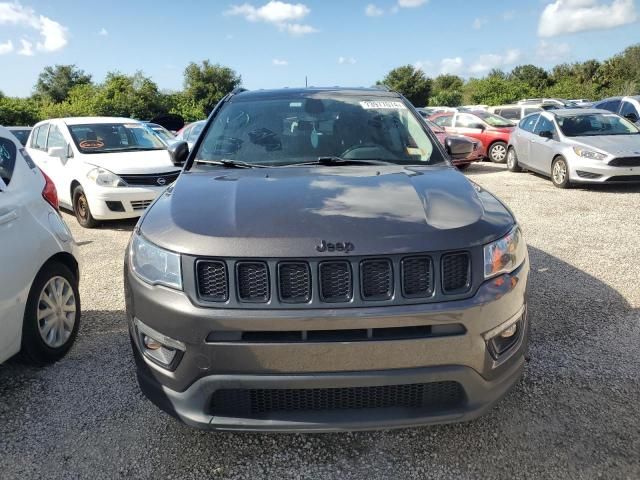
[130,233,182,290]
[572,146,608,161]
[484,227,527,279]
[87,167,127,187]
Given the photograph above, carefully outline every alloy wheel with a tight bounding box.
[553,160,567,185]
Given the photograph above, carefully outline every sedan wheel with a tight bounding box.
[506,147,522,172]
[551,157,571,188]
[37,276,77,348]
[489,142,508,163]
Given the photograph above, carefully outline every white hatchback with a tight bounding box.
[27,117,181,228]
[0,126,81,365]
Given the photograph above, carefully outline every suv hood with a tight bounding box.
[569,135,640,156]
[141,165,515,257]
[81,149,176,174]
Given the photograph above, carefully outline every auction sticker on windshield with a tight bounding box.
[360,101,407,110]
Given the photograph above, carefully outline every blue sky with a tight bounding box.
[1,0,639,97]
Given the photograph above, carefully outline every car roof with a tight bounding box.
[232,87,402,101]
[7,126,32,130]
[547,108,611,117]
[35,117,140,126]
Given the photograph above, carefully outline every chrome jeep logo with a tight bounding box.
[316,240,355,253]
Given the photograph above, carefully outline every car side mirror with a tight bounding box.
[48,146,68,163]
[445,136,474,160]
[624,112,639,123]
[539,130,554,139]
[469,123,485,131]
[168,141,189,166]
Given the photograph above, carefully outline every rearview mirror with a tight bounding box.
[168,141,189,166]
[538,130,554,139]
[48,146,68,163]
[445,136,474,160]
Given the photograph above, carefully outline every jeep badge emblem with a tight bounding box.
[316,240,355,253]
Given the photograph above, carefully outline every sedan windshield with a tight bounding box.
[474,112,514,127]
[193,93,444,167]
[68,123,166,154]
[556,113,640,137]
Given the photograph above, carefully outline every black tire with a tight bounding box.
[456,163,471,171]
[506,147,522,172]
[73,185,99,228]
[551,156,571,188]
[488,141,508,163]
[21,261,81,366]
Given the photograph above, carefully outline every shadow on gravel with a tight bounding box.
[1,248,639,479]
[463,162,508,175]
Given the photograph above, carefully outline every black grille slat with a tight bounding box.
[442,252,471,293]
[361,259,393,300]
[402,257,433,298]
[609,157,640,167]
[278,263,311,303]
[120,171,180,186]
[196,261,228,301]
[211,382,466,417]
[319,262,353,303]
[237,262,270,303]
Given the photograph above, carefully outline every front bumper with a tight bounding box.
[126,258,529,432]
[85,185,166,220]
[569,157,640,183]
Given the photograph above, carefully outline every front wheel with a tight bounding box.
[21,262,81,365]
[551,156,571,188]
[507,147,522,172]
[73,186,99,228]
[488,142,508,163]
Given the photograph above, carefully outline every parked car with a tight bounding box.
[7,126,32,146]
[126,87,530,432]
[424,119,483,169]
[507,109,640,188]
[26,117,181,228]
[144,122,176,145]
[174,120,206,150]
[429,110,515,163]
[517,98,575,108]
[569,99,593,107]
[592,96,640,125]
[0,126,81,365]
[488,105,544,123]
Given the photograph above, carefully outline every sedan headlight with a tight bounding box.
[130,233,182,290]
[572,146,608,161]
[484,227,527,279]
[87,167,127,187]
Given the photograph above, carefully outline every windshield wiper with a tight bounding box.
[195,159,268,169]
[291,156,395,167]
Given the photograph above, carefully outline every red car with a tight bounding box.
[425,119,483,170]
[428,110,515,163]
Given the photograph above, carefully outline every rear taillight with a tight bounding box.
[40,169,59,211]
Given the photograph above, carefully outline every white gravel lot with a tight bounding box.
[1,162,639,479]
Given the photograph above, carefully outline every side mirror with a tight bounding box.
[168,141,189,166]
[468,123,485,131]
[624,112,639,123]
[48,146,68,163]
[446,136,474,160]
[538,130,554,139]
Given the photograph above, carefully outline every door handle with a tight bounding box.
[0,209,18,225]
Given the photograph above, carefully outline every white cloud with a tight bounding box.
[472,17,487,29]
[502,10,515,21]
[272,58,288,66]
[0,39,13,54]
[0,2,68,53]
[226,1,317,35]
[469,49,521,74]
[536,40,572,61]
[18,38,33,56]
[440,57,464,75]
[397,0,428,7]
[365,3,384,16]
[414,60,433,71]
[338,56,356,65]
[99,27,108,36]
[538,0,638,37]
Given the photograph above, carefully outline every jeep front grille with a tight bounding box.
[194,250,473,308]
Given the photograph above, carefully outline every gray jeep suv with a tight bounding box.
[125,87,530,432]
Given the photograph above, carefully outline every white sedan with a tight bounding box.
[0,126,81,365]
[27,117,182,228]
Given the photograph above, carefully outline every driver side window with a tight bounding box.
[433,115,453,127]
[533,116,556,136]
[455,113,481,128]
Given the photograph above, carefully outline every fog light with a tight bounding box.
[500,323,518,338]
[484,314,525,360]
[135,319,185,369]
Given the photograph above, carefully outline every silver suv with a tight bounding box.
[125,87,530,432]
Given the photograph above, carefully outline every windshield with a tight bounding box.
[474,111,514,127]
[150,125,175,142]
[68,123,166,154]
[556,113,640,137]
[193,93,444,167]
[9,129,31,146]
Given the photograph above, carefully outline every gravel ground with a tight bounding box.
[1,162,639,480]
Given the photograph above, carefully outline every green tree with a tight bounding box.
[34,64,93,103]
[93,72,168,119]
[377,65,432,106]
[429,74,463,106]
[183,60,242,116]
[0,97,41,125]
[463,77,534,106]
[39,84,100,119]
[509,64,550,92]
